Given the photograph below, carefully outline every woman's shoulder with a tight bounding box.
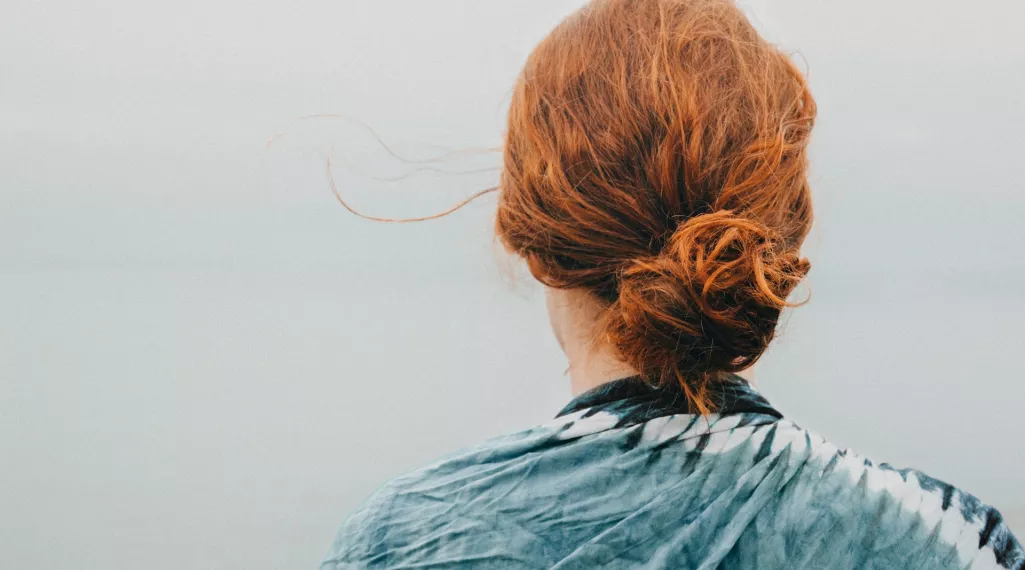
[756,420,1024,570]
[320,413,1023,569]
[318,424,569,569]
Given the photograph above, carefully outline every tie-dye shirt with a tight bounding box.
[321,377,1023,569]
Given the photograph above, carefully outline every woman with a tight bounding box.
[321,0,1023,568]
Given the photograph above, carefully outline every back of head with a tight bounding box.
[495,0,816,412]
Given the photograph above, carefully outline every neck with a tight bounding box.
[566,349,757,396]
[545,288,638,396]
[546,288,757,397]
[566,339,638,396]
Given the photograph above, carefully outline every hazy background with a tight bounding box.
[2,1,1023,568]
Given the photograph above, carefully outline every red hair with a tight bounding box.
[495,0,816,412]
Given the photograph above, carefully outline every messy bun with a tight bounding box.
[496,0,817,411]
[606,211,809,411]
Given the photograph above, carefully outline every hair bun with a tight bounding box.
[606,210,810,401]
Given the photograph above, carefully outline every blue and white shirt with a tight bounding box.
[322,377,1023,569]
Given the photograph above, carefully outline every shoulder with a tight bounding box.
[760,420,1024,570]
[319,426,564,569]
